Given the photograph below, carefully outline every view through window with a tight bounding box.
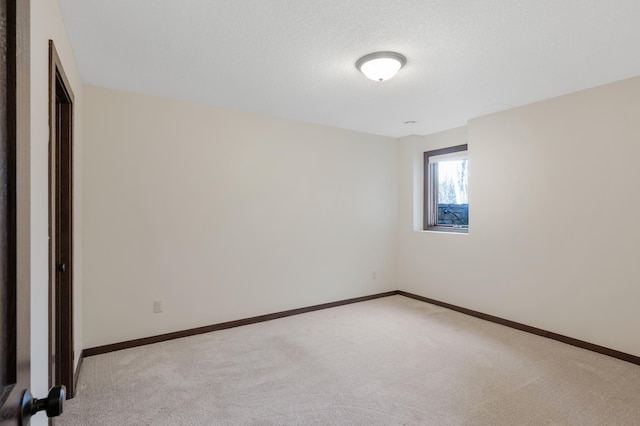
[424,144,468,232]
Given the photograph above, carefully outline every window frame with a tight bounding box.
[423,144,469,233]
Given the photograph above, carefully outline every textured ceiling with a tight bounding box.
[58,0,640,137]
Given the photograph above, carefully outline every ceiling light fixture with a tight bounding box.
[356,51,407,82]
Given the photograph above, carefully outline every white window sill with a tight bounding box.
[417,228,468,235]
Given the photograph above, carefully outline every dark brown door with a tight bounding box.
[48,41,74,400]
[0,0,30,423]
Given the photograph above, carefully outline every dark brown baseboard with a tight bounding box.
[397,290,640,366]
[83,289,640,367]
[84,291,399,357]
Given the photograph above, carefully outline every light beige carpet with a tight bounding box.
[61,295,640,425]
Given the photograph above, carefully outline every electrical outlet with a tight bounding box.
[153,300,163,313]
[372,272,377,280]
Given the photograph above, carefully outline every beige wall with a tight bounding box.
[397,76,640,357]
[82,86,397,348]
[30,0,84,422]
[84,76,640,358]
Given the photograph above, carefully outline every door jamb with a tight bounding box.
[48,40,75,399]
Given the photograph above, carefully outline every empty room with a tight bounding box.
[2,0,640,425]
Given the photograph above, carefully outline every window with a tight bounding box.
[424,144,468,233]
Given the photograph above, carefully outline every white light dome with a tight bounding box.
[356,52,407,82]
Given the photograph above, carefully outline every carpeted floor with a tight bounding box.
[61,295,640,425]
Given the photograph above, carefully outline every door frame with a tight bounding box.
[0,0,31,422]
[48,40,75,399]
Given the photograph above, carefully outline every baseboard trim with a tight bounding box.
[84,291,399,357]
[83,289,640,366]
[397,290,640,366]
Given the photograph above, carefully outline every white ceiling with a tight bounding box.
[58,0,640,138]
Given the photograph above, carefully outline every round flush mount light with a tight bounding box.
[356,51,407,82]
